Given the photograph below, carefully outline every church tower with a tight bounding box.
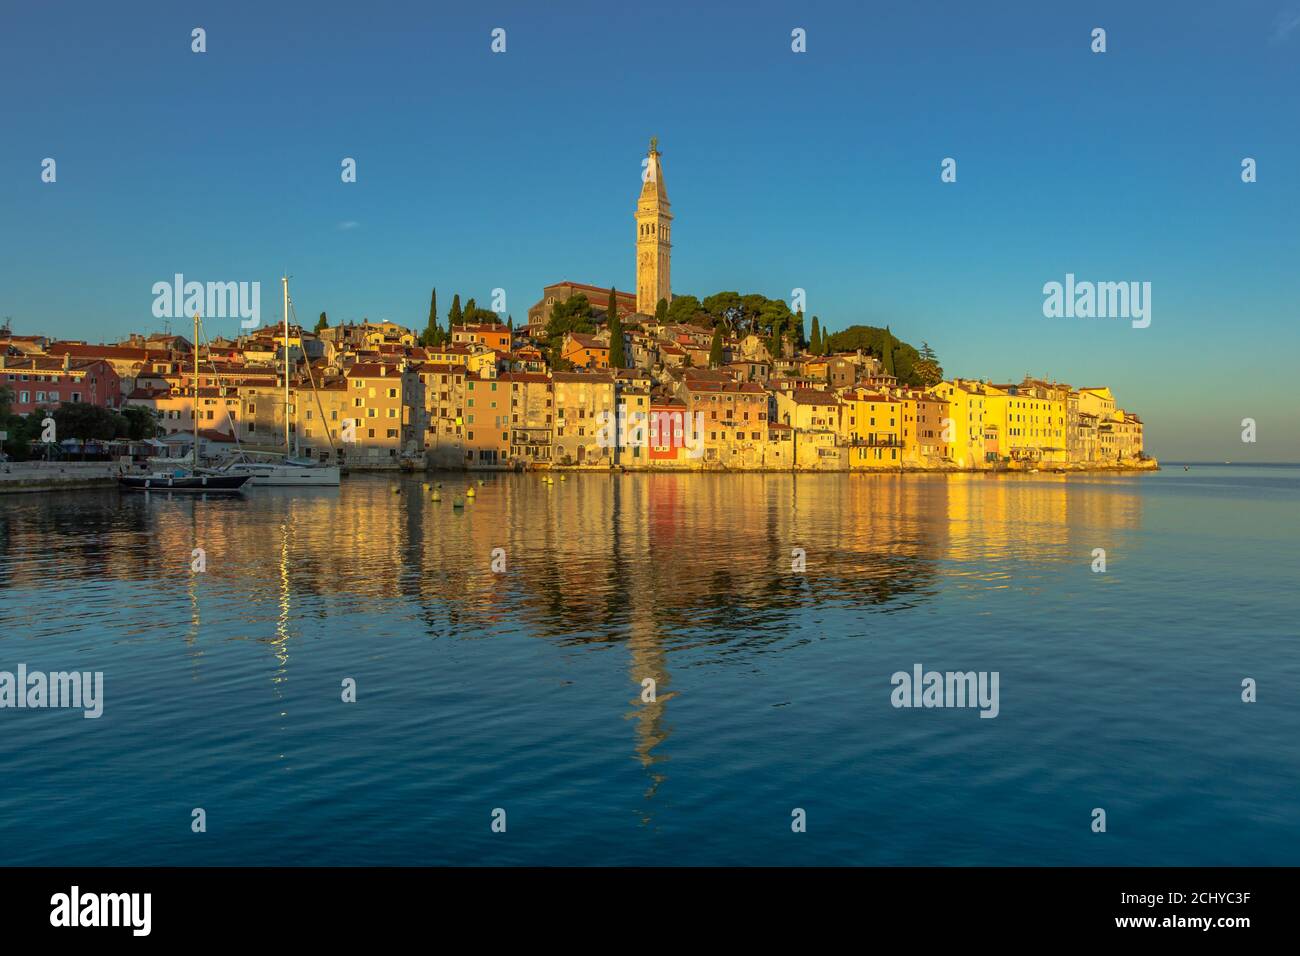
[635,137,672,315]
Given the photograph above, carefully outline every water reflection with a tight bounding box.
[0,473,1146,818]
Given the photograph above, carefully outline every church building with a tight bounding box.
[527,138,675,333]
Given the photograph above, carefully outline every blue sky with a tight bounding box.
[2,0,1297,460]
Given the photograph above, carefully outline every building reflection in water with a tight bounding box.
[0,472,1146,810]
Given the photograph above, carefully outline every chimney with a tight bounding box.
[62,353,70,372]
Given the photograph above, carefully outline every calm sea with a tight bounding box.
[0,465,1296,866]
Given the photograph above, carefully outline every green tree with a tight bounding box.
[655,298,668,322]
[708,326,724,368]
[472,308,502,324]
[822,325,927,385]
[665,294,703,325]
[607,287,626,369]
[447,294,463,329]
[792,309,807,350]
[770,318,785,360]
[121,405,161,440]
[421,289,440,346]
[53,402,122,442]
[315,312,328,333]
[810,316,822,356]
[545,294,597,368]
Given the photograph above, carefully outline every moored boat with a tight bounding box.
[119,310,251,496]
[119,471,251,493]
[200,453,340,487]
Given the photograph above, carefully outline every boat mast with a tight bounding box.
[192,310,200,472]
[283,275,291,456]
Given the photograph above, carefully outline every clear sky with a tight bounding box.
[2,0,1297,460]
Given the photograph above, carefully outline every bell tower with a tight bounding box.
[635,137,672,315]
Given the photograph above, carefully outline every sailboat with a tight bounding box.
[119,311,251,494]
[201,277,340,487]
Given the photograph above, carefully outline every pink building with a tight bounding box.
[2,357,122,414]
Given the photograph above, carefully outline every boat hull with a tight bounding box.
[204,464,341,487]
[118,474,251,494]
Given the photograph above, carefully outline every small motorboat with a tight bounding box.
[119,470,251,494]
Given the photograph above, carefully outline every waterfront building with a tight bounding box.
[1,356,122,415]
[987,378,1069,465]
[552,370,616,466]
[930,379,993,468]
[838,389,902,469]
[501,371,554,464]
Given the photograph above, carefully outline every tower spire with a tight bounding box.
[635,137,672,314]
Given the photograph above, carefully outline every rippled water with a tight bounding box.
[1,466,1297,865]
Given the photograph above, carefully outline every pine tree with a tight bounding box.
[708,326,723,368]
[422,288,439,346]
[607,287,626,368]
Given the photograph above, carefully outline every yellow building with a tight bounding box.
[552,370,616,466]
[317,362,424,466]
[838,389,902,469]
[987,378,1069,465]
[929,379,994,468]
[893,387,950,466]
[635,137,672,314]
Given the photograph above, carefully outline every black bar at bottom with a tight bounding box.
[0,866,1285,940]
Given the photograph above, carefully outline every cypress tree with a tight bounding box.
[422,288,439,346]
[315,312,328,333]
[655,298,668,323]
[448,294,463,329]
[882,325,896,376]
[607,287,626,368]
[708,326,724,368]
[810,316,821,355]
[769,318,782,361]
